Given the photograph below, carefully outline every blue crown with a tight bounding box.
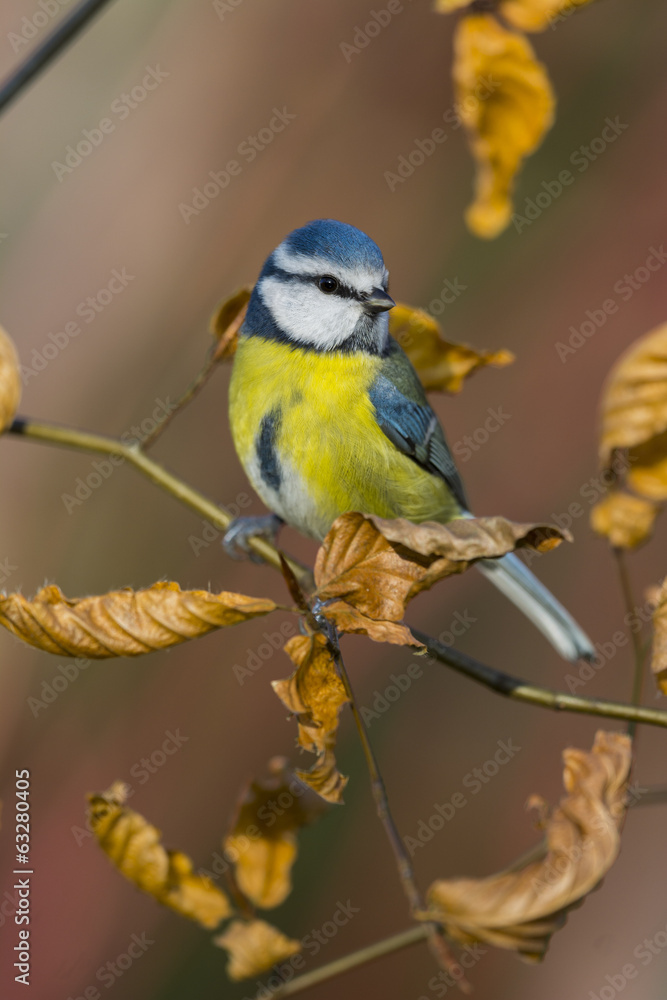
[282,219,384,272]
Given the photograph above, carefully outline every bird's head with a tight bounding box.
[249,219,395,353]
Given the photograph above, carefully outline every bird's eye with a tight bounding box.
[318,275,339,294]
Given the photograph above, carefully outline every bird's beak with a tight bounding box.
[363,287,395,315]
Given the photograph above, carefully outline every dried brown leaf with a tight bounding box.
[453,14,555,238]
[320,599,423,647]
[215,918,301,981]
[224,757,328,909]
[88,782,231,929]
[649,580,667,695]
[210,286,252,362]
[273,634,349,804]
[0,581,277,658]
[598,324,667,501]
[427,731,632,961]
[315,512,567,624]
[0,325,21,433]
[590,490,660,550]
[389,304,514,394]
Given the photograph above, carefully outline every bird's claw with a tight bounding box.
[222,514,283,563]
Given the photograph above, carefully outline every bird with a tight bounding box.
[225,218,594,663]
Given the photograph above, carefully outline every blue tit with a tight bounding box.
[226,219,594,663]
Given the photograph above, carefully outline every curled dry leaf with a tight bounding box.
[453,14,555,238]
[499,0,595,32]
[426,731,632,961]
[388,304,514,394]
[649,580,667,695]
[318,599,423,648]
[272,634,349,804]
[210,286,252,362]
[215,918,301,981]
[598,323,667,500]
[0,581,277,658]
[315,512,566,627]
[0,325,21,433]
[590,490,660,550]
[87,782,231,929]
[224,757,329,909]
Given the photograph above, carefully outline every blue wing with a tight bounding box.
[369,340,468,511]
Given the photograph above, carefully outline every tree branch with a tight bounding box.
[263,925,429,999]
[9,415,667,732]
[412,629,667,730]
[0,0,118,115]
[8,416,313,589]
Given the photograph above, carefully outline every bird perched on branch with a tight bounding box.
[225,219,594,663]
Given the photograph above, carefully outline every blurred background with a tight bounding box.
[1,0,666,997]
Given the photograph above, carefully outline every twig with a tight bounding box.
[411,630,667,730]
[9,415,667,732]
[0,0,118,115]
[613,547,647,740]
[323,625,465,987]
[263,925,429,999]
[8,416,312,589]
[140,351,218,450]
[329,632,423,914]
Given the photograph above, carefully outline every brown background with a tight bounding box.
[1,1,667,998]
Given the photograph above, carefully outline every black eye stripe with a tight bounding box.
[262,263,366,300]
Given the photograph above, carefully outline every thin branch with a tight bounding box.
[323,625,464,986]
[0,0,118,115]
[613,547,648,740]
[411,630,667,730]
[263,925,429,1000]
[330,632,423,914]
[140,350,218,450]
[8,416,313,589]
[9,415,667,732]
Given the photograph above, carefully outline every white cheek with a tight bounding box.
[260,277,361,349]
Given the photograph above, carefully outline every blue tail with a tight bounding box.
[476,552,594,662]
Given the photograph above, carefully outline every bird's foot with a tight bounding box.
[222,514,283,563]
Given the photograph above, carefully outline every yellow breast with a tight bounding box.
[229,335,455,539]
